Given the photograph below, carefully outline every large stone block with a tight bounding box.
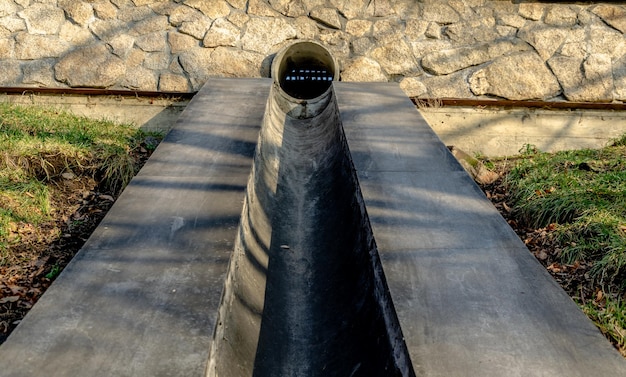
[15,33,70,59]
[226,0,247,11]
[589,23,626,60]
[371,39,419,76]
[130,15,170,36]
[22,59,59,87]
[341,56,387,82]
[518,22,568,60]
[118,5,154,22]
[0,60,20,85]
[158,72,189,92]
[545,5,579,27]
[364,0,394,17]
[329,0,367,19]
[107,34,136,58]
[591,4,626,34]
[613,55,626,100]
[309,7,342,29]
[18,3,65,35]
[469,51,561,100]
[0,16,26,33]
[168,4,200,26]
[89,18,126,41]
[445,17,498,44]
[203,18,240,48]
[241,17,296,54]
[293,15,318,39]
[0,36,13,58]
[399,76,427,97]
[143,51,170,70]
[136,31,167,52]
[422,70,473,98]
[55,44,126,88]
[184,0,230,19]
[59,21,95,45]
[422,2,460,24]
[178,14,212,40]
[93,1,118,20]
[178,47,214,89]
[168,31,198,53]
[227,10,249,28]
[121,66,158,91]
[411,39,453,59]
[422,39,530,75]
[59,0,94,27]
[318,28,350,62]
[211,47,263,77]
[132,0,168,5]
[0,0,17,18]
[519,3,544,21]
[179,46,263,89]
[248,0,280,17]
[548,53,614,102]
[268,0,306,17]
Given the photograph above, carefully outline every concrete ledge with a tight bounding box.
[421,106,626,156]
[0,92,189,133]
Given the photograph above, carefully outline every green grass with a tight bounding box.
[506,143,626,285]
[0,102,158,260]
[504,139,626,353]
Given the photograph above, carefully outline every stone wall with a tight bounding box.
[1,0,626,102]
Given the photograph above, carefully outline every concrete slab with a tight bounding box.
[0,78,270,377]
[335,82,626,376]
[1,78,625,377]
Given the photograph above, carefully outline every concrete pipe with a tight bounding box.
[206,41,414,377]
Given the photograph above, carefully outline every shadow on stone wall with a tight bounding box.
[0,1,626,102]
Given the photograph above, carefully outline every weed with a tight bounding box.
[45,265,61,280]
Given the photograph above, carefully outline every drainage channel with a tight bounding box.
[206,41,414,377]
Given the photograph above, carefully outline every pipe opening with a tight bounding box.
[273,41,337,100]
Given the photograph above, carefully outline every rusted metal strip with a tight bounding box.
[0,86,197,99]
[412,97,626,111]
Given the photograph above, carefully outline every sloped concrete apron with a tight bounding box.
[0,77,625,376]
[0,78,269,377]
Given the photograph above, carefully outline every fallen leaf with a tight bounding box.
[0,296,20,304]
[502,202,512,213]
[7,285,24,295]
[547,263,562,273]
[596,290,604,302]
